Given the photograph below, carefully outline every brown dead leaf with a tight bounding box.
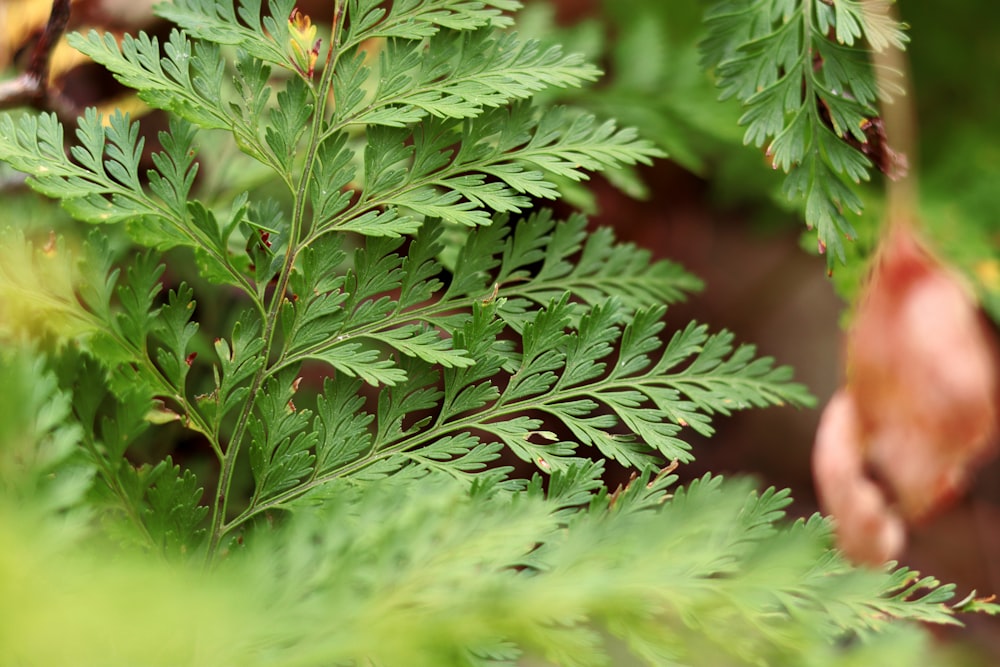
[813,389,906,564]
[814,224,1000,564]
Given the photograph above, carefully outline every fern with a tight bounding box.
[0,1,989,665]
[700,0,908,264]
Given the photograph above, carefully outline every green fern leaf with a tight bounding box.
[141,457,210,555]
[152,285,199,389]
[402,434,508,477]
[92,383,153,462]
[439,301,508,419]
[654,322,815,422]
[147,117,201,217]
[313,377,375,476]
[348,30,600,126]
[113,252,165,352]
[156,0,294,69]
[204,316,267,430]
[446,212,701,333]
[69,30,231,130]
[374,323,474,367]
[701,0,908,263]
[308,341,409,386]
[307,133,357,230]
[340,0,521,44]
[0,350,94,518]
[248,371,318,501]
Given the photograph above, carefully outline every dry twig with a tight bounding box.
[0,0,76,122]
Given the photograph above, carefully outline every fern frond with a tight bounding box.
[446,211,702,323]
[0,467,956,666]
[69,29,231,130]
[248,369,318,502]
[343,30,600,126]
[325,103,661,235]
[338,0,522,44]
[155,0,296,69]
[0,111,256,296]
[0,0,978,661]
[701,0,908,264]
[237,476,956,666]
[233,281,810,532]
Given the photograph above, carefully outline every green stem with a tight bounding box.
[205,10,345,561]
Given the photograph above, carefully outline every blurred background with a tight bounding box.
[2,0,999,661]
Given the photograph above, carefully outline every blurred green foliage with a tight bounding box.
[526,0,999,319]
[903,0,1000,319]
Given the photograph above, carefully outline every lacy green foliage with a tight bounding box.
[0,372,979,666]
[0,353,976,666]
[199,473,969,667]
[700,0,908,264]
[0,0,988,665]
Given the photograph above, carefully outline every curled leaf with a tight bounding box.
[288,8,321,78]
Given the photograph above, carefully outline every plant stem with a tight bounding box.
[205,8,345,561]
[868,0,919,229]
[0,0,75,123]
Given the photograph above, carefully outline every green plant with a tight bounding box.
[699,0,909,266]
[0,1,992,665]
